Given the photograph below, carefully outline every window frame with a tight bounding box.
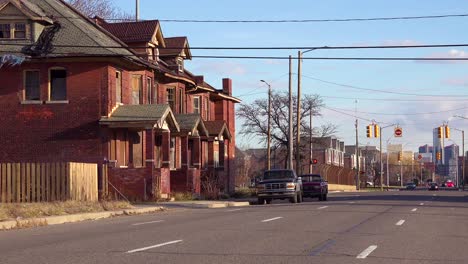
[14,23,26,39]
[146,77,152,104]
[193,96,200,114]
[131,74,143,105]
[115,70,122,104]
[0,23,11,39]
[23,69,41,102]
[47,67,68,103]
[166,87,175,110]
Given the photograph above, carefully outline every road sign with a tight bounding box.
[394,127,403,137]
[417,154,422,160]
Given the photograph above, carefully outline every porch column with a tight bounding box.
[181,136,189,170]
[192,136,201,169]
[161,129,171,168]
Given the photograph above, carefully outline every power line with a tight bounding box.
[322,95,468,102]
[158,13,468,23]
[301,74,468,97]
[327,106,468,116]
[2,42,468,50]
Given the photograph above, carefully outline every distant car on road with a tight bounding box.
[301,174,328,201]
[428,182,439,191]
[405,182,416,190]
[446,181,455,188]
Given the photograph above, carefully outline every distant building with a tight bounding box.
[444,144,459,178]
[419,144,433,154]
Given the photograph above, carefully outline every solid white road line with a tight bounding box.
[318,206,329,209]
[131,220,164,226]
[226,209,242,212]
[348,201,356,204]
[356,245,378,259]
[127,240,183,253]
[261,217,283,223]
[396,220,405,226]
[411,208,418,212]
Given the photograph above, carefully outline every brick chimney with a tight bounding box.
[222,78,232,96]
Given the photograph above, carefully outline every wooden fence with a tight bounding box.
[0,162,98,203]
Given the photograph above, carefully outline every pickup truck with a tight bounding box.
[301,174,328,201]
[256,169,303,204]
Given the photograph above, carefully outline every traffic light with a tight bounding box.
[311,159,318,164]
[366,125,373,138]
[398,151,402,161]
[436,151,441,160]
[437,126,443,138]
[374,125,380,138]
[445,125,450,138]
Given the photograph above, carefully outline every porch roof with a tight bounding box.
[174,114,209,137]
[204,120,232,141]
[100,104,179,131]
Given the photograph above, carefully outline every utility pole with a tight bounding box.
[379,126,383,191]
[309,108,313,174]
[355,118,360,190]
[288,56,293,170]
[400,160,403,187]
[296,51,302,175]
[260,80,271,170]
[463,130,465,189]
[136,0,140,21]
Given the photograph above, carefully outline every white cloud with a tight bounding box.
[442,77,468,87]
[381,40,423,46]
[418,49,468,64]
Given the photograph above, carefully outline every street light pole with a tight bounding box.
[379,124,395,191]
[261,80,271,170]
[296,48,320,175]
[288,56,293,170]
[309,108,313,174]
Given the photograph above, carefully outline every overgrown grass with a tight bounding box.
[0,201,134,222]
[173,192,194,201]
[231,188,256,199]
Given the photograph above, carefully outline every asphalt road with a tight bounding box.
[1,190,468,264]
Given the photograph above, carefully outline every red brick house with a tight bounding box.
[0,0,239,200]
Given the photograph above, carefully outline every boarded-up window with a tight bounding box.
[193,96,200,114]
[205,97,209,120]
[24,70,40,100]
[50,69,67,101]
[117,130,127,167]
[130,131,143,168]
[153,81,159,104]
[131,75,142,104]
[167,87,175,110]
[116,71,122,104]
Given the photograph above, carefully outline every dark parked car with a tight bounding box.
[406,182,416,190]
[428,182,439,191]
[301,174,328,201]
[256,169,303,204]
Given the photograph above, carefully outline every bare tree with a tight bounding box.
[66,0,133,20]
[237,92,337,167]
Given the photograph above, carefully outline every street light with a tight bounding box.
[378,124,395,191]
[261,80,272,170]
[296,47,323,175]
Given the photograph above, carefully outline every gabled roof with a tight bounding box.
[174,114,209,137]
[100,20,165,45]
[0,0,53,23]
[0,0,152,69]
[100,104,179,132]
[160,37,191,59]
[204,120,232,140]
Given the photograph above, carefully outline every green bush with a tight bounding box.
[173,192,194,201]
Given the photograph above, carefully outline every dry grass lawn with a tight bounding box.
[0,201,133,222]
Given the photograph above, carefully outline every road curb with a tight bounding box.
[0,206,165,231]
[160,201,252,209]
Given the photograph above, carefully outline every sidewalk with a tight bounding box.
[0,205,164,231]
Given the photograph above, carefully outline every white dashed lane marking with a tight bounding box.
[127,240,183,253]
[318,206,329,210]
[131,220,164,226]
[357,245,378,259]
[396,220,405,226]
[261,217,283,223]
[411,208,418,212]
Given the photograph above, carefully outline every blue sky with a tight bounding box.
[113,0,468,152]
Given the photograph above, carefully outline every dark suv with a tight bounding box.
[256,169,303,204]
